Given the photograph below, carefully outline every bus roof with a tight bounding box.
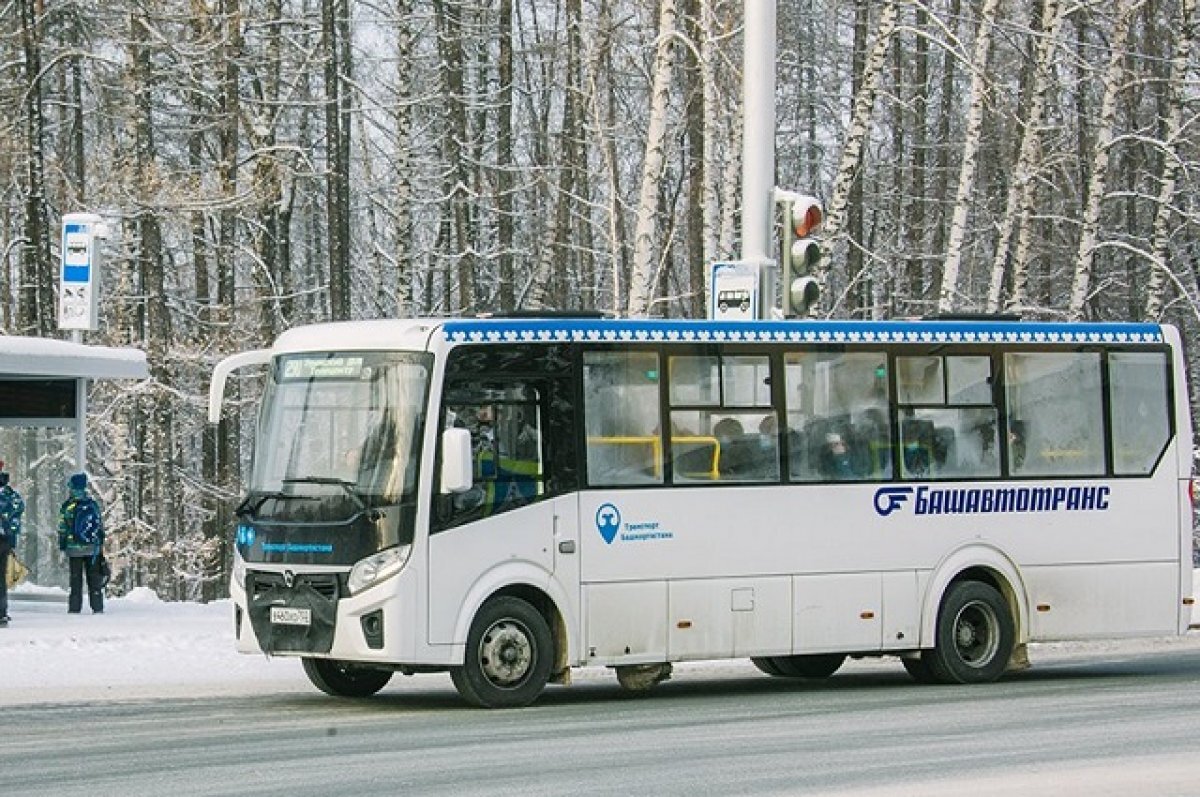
[272,319,445,354]
[442,317,1165,346]
[266,317,1165,354]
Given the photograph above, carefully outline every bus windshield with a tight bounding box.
[251,352,431,506]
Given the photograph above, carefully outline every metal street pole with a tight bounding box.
[741,0,777,316]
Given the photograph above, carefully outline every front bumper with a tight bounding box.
[231,565,420,663]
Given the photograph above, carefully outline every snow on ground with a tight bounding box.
[4,570,1200,707]
[2,583,311,706]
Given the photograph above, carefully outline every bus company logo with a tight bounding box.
[874,487,913,517]
[236,524,256,546]
[594,503,676,544]
[873,485,1112,517]
[596,503,621,544]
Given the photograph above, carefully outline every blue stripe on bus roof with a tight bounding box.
[442,318,1163,345]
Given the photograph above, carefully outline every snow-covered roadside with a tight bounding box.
[3,583,311,705]
[3,570,1200,707]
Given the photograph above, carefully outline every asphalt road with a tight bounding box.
[7,643,1200,797]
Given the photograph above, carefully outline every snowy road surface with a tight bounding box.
[4,578,1200,795]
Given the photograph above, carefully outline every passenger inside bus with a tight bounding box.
[817,432,854,480]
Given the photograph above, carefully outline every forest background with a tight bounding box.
[1,0,1198,599]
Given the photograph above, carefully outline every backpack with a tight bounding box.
[72,498,102,545]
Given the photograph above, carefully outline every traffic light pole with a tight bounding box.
[741,0,776,316]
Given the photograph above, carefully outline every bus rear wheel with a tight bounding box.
[451,596,553,708]
[302,657,393,697]
[925,581,1014,684]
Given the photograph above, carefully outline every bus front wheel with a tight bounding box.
[924,580,1014,684]
[451,596,553,708]
[302,657,393,697]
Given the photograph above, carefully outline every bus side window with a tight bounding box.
[1004,352,1104,477]
[785,350,891,482]
[439,389,546,524]
[583,351,663,486]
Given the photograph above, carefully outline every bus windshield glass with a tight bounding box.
[251,352,431,505]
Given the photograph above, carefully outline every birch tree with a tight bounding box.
[937,0,1001,314]
[986,0,1067,313]
[819,0,897,315]
[628,0,677,318]
[1067,0,1142,320]
[1144,0,1196,319]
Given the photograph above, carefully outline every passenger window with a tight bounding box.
[897,354,998,480]
[897,356,944,404]
[669,356,720,406]
[667,353,777,483]
[899,407,999,479]
[583,351,663,486]
[785,351,891,482]
[1109,351,1171,476]
[1004,352,1104,477]
[947,356,992,405]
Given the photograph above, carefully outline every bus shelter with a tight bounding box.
[0,335,148,585]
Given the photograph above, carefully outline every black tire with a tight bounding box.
[751,657,787,677]
[772,653,846,679]
[925,581,1014,684]
[901,654,938,684]
[451,596,553,708]
[302,657,393,698]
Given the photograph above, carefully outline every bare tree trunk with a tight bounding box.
[718,107,741,267]
[496,0,514,311]
[432,0,474,314]
[323,0,352,319]
[628,0,677,318]
[17,0,53,337]
[1144,0,1195,319]
[938,0,1000,314]
[215,0,243,601]
[820,0,898,316]
[683,0,705,318]
[902,2,930,316]
[988,0,1066,314]
[528,0,585,311]
[1068,0,1140,320]
[588,1,631,312]
[848,0,869,316]
[700,0,720,277]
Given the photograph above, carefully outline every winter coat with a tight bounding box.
[0,484,24,546]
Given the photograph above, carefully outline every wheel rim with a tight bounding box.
[952,599,1001,668]
[476,617,535,689]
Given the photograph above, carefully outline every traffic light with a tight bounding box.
[779,195,823,318]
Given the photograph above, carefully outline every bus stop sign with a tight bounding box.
[708,260,762,321]
[58,213,104,332]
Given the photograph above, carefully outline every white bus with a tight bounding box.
[209,316,1195,707]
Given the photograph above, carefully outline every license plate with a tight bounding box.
[270,606,312,626]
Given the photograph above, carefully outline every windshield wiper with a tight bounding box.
[281,476,367,511]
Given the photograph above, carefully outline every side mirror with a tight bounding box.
[440,427,474,494]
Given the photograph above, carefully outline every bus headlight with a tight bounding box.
[348,545,412,596]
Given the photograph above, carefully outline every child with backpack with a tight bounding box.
[57,473,105,614]
[0,462,26,627]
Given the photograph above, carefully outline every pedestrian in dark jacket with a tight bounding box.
[0,462,26,627]
[58,473,105,614]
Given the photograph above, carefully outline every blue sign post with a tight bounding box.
[58,212,104,332]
